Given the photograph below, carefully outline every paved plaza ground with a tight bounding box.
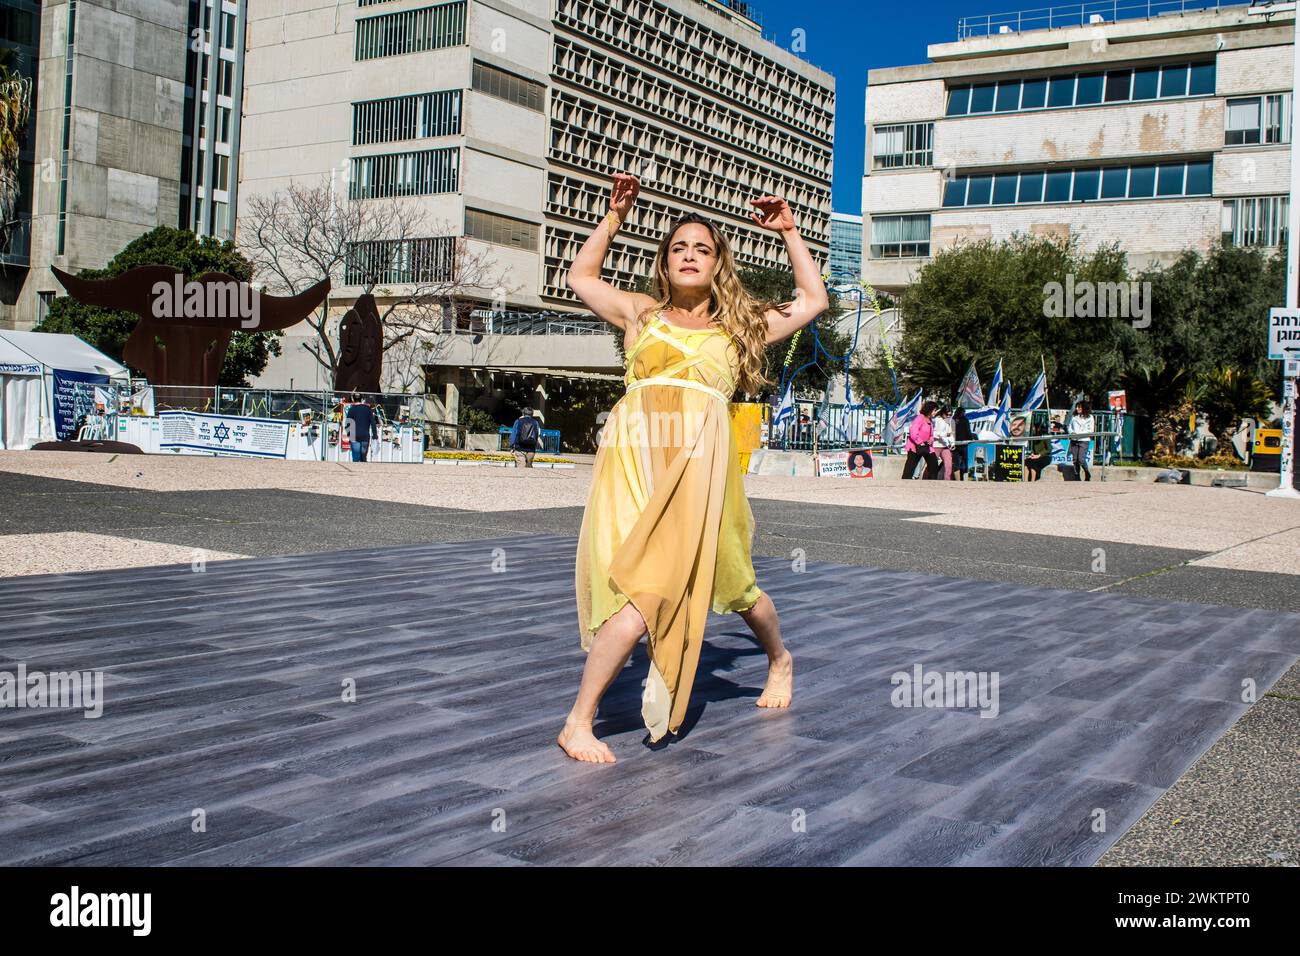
[0,451,1296,865]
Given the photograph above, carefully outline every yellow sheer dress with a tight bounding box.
[575,309,763,742]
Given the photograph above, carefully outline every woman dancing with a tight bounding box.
[558,172,830,763]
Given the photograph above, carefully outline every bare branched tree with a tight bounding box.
[237,176,518,389]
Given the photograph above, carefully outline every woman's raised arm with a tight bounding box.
[749,196,830,344]
[564,173,654,334]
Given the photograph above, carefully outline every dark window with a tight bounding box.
[1100,167,1128,199]
[947,85,970,116]
[1160,64,1188,98]
[969,83,996,113]
[942,177,967,207]
[1017,172,1044,203]
[1044,170,1072,202]
[992,174,1018,205]
[1020,78,1047,109]
[1185,160,1212,195]
[1132,67,1160,100]
[1156,163,1184,196]
[1072,168,1100,201]
[1075,73,1104,105]
[1128,165,1156,197]
[1104,71,1131,103]
[1048,75,1075,108]
[1188,62,1215,96]
[995,81,1020,112]
[966,175,993,205]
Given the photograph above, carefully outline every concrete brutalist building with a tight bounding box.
[4,0,246,329]
[238,0,835,413]
[863,2,1296,295]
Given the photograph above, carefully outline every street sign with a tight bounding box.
[1288,359,1300,378]
[1269,307,1300,361]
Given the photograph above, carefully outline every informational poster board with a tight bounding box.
[815,449,874,478]
[51,369,112,440]
[991,443,1024,482]
[159,411,291,458]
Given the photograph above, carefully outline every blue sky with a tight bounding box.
[751,0,1228,214]
[752,0,981,216]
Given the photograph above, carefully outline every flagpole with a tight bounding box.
[1041,354,1053,426]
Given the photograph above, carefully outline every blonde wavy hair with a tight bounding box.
[634,213,776,396]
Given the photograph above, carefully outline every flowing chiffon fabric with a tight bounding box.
[575,310,762,741]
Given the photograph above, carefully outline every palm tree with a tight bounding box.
[0,48,33,256]
[1199,367,1274,442]
[1123,361,1193,458]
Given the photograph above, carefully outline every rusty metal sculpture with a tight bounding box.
[334,292,383,394]
[51,265,330,387]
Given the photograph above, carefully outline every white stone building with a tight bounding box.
[863,3,1296,294]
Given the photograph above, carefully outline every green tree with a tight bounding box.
[1198,366,1274,442]
[35,226,281,386]
[898,234,1131,403]
[1132,244,1284,384]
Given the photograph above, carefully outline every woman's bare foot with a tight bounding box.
[756,649,793,708]
[557,719,616,763]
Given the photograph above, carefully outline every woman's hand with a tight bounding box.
[750,195,795,233]
[610,173,640,218]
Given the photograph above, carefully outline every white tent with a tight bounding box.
[0,330,129,449]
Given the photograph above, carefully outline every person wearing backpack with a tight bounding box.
[510,406,543,468]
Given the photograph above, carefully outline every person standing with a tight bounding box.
[903,401,940,480]
[932,406,955,480]
[344,393,378,462]
[953,407,972,480]
[1068,400,1095,481]
[510,406,543,468]
[559,173,824,763]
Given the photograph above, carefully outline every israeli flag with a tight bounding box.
[1022,370,1047,412]
[965,404,998,433]
[887,389,922,435]
[992,388,1012,437]
[773,385,795,431]
[986,358,1003,407]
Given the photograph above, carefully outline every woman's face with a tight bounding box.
[1075,404,1084,415]
[666,224,717,292]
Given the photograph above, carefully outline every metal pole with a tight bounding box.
[1267,9,1300,497]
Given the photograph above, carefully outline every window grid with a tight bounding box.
[355,1,466,62]
[869,214,930,259]
[946,61,1216,117]
[1225,93,1292,146]
[873,122,934,169]
[345,236,457,285]
[553,0,833,140]
[465,208,539,251]
[352,90,462,146]
[548,90,830,244]
[1222,195,1289,248]
[552,35,831,180]
[943,160,1213,207]
[472,60,545,112]
[349,147,459,199]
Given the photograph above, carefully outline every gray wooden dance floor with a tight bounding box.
[1,533,1296,866]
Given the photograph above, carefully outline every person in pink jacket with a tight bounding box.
[904,401,940,479]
